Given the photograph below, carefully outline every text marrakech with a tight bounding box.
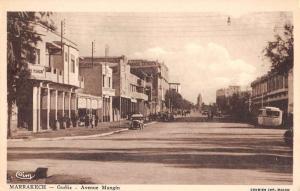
[9,184,46,189]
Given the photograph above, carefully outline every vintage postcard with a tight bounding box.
[0,0,299,191]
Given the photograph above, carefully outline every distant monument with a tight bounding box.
[196,93,202,111]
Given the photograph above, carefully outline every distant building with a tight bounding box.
[216,85,241,113]
[250,68,293,114]
[128,59,169,113]
[79,58,116,122]
[169,82,181,94]
[84,56,149,120]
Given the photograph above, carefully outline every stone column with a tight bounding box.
[62,91,65,117]
[37,86,41,132]
[47,85,51,130]
[109,96,113,122]
[69,92,71,118]
[55,90,58,120]
[32,86,38,133]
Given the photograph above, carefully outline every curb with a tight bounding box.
[8,128,129,142]
[8,121,157,142]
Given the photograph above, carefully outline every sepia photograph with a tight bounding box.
[1,0,299,190]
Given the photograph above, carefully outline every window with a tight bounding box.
[65,52,68,62]
[34,49,40,65]
[112,67,118,73]
[284,75,288,88]
[26,48,40,65]
[102,75,105,87]
[266,110,280,117]
[108,77,111,88]
[71,58,75,73]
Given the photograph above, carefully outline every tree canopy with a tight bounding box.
[263,23,293,74]
[165,90,194,111]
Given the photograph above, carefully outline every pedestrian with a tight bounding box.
[91,114,95,128]
[85,114,89,128]
[95,114,99,127]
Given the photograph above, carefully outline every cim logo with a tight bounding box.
[16,171,35,180]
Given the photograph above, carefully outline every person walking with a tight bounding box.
[95,114,99,127]
[91,114,95,128]
[85,114,89,128]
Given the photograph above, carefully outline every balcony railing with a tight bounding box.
[132,91,148,101]
[45,67,64,84]
[28,63,83,88]
[103,87,115,96]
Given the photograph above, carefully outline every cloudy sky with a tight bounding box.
[53,12,292,104]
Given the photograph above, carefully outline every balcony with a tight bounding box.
[28,63,83,88]
[103,87,115,97]
[132,91,148,101]
[45,67,64,84]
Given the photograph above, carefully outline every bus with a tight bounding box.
[257,107,283,127]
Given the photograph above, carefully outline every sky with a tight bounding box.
[52,12,292,104]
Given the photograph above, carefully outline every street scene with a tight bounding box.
[7,112,292,184]
[6,10,293,185]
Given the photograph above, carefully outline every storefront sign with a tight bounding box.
[28,64,45,78]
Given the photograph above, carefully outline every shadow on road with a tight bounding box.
[8,134,293,176]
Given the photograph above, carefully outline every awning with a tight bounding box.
[78,97,87,109]
[46,42,62,50]
[91,100,98,109]
[131,98,137,103]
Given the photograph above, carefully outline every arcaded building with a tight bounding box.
[17,23,84,132]
[250,68,293,114]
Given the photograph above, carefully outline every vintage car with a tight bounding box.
[130,114,144,130]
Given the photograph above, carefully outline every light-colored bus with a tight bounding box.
[257,107,283,127]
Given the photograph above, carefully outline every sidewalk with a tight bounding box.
[9,120,130,140]
[8,120,157,141]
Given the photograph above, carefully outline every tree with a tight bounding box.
[227,92,251,122]
[263,23,293,74]
[165,90,194,111]
[165,90,183,110]
[7,12,55,138]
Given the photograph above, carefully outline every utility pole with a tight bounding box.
[92,41,94,67]
[119,61,122,127]
[60,19,65,55]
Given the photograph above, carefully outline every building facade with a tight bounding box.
[17,23,84,132]
[169,82,181,94]
[250,68,292,115]
[128,59,170,114]
[78,58,115,122]
[83,56,148,120]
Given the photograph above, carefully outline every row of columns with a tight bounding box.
[103,96,113,122]
[32,83,76,133]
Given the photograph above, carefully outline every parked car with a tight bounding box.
[130,114,144,130]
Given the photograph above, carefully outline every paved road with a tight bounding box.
[7,121,292,184]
